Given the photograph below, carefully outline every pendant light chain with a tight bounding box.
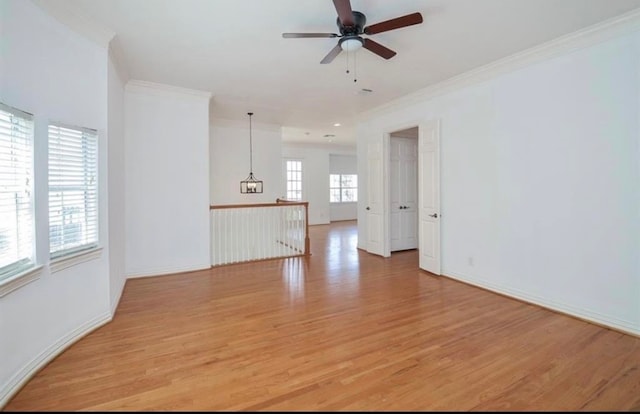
[248,112,253,173]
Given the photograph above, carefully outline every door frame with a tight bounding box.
[380,120,441,272]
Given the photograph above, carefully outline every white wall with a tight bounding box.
[107,44,127,313]
[210,118,282,204]
[358,30,640,335]
[329,154,358,221]
[0,0,112,406]
[125,81,211,278]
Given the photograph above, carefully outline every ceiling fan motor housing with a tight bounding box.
[337,10,366,35]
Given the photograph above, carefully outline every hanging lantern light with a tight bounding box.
[240,112,263,194]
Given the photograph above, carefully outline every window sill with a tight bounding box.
[0,265,44,298]
[50,247,103,273]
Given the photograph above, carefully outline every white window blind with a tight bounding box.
[0,103,35,282]
[286,160,302,201]
[48,123,98,258]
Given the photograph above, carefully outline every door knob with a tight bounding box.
[429,213,438,218]
[366,206,370,210]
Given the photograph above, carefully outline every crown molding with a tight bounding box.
[31,0,115,48]
[211,117,282,133]
[108,36,130,84]
[360,7,640,121]
[282,141,357,152]
[125,80,212,101]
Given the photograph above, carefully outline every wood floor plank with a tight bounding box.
[4,220,640,411]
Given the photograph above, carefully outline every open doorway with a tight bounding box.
[329,153,358,223]
[364,119,440,274]
[389,127,418,252]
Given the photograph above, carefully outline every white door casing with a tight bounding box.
[390,136,418,251]
[418,119,441,274]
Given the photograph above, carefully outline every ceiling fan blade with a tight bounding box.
[364,12,423,35]
[363,38,396,60]
[320,43,343,64]
[333,0,355,26]
[282,33,339,38]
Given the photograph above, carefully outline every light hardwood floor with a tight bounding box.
[4,220,640,411]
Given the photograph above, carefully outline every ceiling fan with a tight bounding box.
[282,0,423,64]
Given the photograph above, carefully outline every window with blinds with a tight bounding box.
[0,103,35,283]
[48,123,98,259]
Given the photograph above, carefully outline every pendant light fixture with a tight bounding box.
[240,112,263,194]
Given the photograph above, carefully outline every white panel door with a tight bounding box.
[390,136,418,251]
[366,139,387,256]
[419,120,441,274]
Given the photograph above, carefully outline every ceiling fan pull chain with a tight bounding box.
[346,48,350,74]
[353,51,357,83]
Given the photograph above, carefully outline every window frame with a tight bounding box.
[285,159,303,201]
[0,102,41,295]
[48,122,99,261]
[330,173,358,203]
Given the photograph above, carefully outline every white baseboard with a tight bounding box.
[110,278,126,315]
[0,312,112,409]
[441,268,640,337]
[126,263,211,279]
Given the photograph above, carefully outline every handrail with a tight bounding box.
[211,201,308,209]
[209,200,310,259]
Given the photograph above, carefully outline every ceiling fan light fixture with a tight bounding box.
[340,36,363,52]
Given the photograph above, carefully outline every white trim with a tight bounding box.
[0,312,112,409]
[0,103,33,119]
[108,36,130,84]
[211,117,283,133]
[49,120,96,134]
[110,277,126,316]
[441,268,640,337]
[361,7,640,122]
[30,0,115,48]
[126,80,212,101]
[282,141,357,152]
[0,265,43,298]
[50,247,103,273]
[126,263,211,279]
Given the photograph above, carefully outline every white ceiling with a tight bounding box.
[52,0,640,145]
